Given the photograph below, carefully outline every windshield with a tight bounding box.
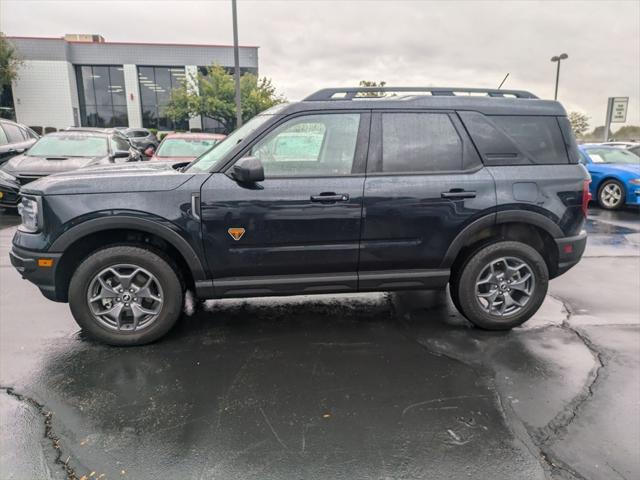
[186,115,273,172]
[584,148,640,165]
[156,138,220,158]
[28,135,109,157]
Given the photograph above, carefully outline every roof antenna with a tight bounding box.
[498,73,510,89]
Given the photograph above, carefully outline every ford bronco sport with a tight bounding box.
[10,87,589,346]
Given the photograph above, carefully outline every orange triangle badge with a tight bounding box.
[228,227,245,241]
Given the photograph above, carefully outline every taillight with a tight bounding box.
[581,180,591,217]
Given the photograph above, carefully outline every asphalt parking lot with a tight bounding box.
[0,207,638,480]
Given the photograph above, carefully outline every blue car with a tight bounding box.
[578,145,640,210]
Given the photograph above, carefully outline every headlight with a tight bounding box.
[17,196,43,233]
[629,178,640,186]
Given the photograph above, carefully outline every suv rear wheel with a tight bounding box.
[68,246,183,346]
[451,241,548,330]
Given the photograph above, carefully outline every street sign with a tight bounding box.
[610,97,629,123]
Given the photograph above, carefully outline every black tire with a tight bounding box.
[451,241,548,330]
[68,246,184,346]
[597,179,625,210]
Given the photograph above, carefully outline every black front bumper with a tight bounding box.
[9,245,63,302]
[554,230,587,277]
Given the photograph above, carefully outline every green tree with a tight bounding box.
[589,126,614,141]
[358,80,387,97]
[0,33,22,95]
[612,125,640,141]
[568,111,590,138]
[165,65,284,133]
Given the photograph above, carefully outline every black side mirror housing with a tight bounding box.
[232,156,265,183]
[112,150,130,159]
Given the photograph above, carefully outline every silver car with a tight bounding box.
[119,127,159,153]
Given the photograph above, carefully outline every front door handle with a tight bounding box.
[310,192,350,203]
[441,189,476,199]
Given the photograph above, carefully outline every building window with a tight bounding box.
[138,66,188,131]
[76,65,128,127]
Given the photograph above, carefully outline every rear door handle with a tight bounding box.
[310,193,350,203]
[441,189,477,199]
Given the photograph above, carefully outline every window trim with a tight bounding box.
[221,110,372,179]
[367,110,477,176]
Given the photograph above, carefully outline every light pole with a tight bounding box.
[232,0,242,128]
[550,53,568,100]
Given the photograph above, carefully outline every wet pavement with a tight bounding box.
[0,207,638,480]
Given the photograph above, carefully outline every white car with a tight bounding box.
[602,141,639,149]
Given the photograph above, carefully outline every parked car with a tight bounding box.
[0,119,39,164]
[602,141,640,157]
[118,127,159,153]
[0,168,20,209]
[1,129,139,188]
[578,144,640,209]
[602,141,639,149]
[10,86,589,346]
[150,133,225,162]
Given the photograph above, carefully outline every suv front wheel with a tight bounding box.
[68,246,184,346]
[451,241,548,330]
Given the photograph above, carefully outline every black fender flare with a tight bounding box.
[49,216,208,281]
[441,210,564,267]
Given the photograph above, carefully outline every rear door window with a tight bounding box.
[374,113,463,173]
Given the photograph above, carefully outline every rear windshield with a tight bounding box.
[28,135,108,157]
[156,138,220,158]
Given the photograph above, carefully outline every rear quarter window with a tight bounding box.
[459,111,569,165]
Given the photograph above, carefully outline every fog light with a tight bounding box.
[563,244,573,254]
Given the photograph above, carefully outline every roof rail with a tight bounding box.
[304,87,538,101]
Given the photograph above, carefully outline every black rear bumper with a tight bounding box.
[9,245,63,302]
[554,230,587,277]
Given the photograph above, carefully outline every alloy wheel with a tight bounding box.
[600,182,623,208]
[87,264,164,332]
[475,256,535,317]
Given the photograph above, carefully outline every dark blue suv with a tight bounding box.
[10,87,590,345]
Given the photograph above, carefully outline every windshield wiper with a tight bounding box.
[45,157,69,160]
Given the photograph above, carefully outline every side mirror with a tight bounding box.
[112,150,130,159]
[232,156,264,183]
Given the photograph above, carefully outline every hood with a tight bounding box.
[0,170,20,191]
[3,154,107,177]
[609,163,640,175]
[150,155,197,162]
[20,161,197,196]
[590,162,640,176]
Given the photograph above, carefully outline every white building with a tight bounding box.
[6,34,259,132]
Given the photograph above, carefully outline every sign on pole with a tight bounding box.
[611,97,629,123]
[603,96,630,141]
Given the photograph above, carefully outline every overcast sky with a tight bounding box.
[2,0,639,127]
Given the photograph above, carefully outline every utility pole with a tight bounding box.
[232,0,242,128]
[550,53,568,100]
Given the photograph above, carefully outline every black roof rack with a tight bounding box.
[304,87,538,101]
